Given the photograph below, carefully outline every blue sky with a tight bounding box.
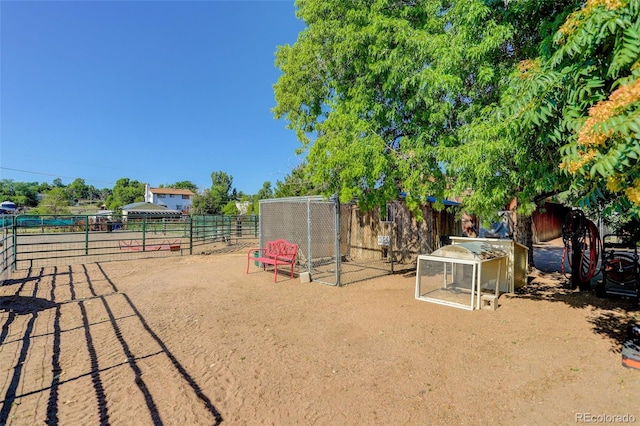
[0,0,306,195]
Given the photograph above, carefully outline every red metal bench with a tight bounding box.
[247,239,298,282]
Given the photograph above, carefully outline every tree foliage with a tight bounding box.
[274,162,317,198]
[105,178,145,210]
[275,0,639,229]
[547,0,640,220]
[447,0,640,225]
[163,181,198,193]
[274,0,542,215]
[32,187,71,215]
[439,1,582,218]
[192,171,236,215]
[255,181,274,201]
[0,178,110,210]
[222,201,239,215]
[67,178,91,202]
[0,179,40,208]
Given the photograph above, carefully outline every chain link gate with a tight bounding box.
[259,196,394,286]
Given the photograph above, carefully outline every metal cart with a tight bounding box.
[595,233,640,301]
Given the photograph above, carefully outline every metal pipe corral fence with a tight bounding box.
[0,214,258,273]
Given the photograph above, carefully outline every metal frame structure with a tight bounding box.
[449,237,529,293]
[415,242,508,311]
[259,196,395,286]
[596,233,640,301]
[0,214,258,272]
[259,196,342,286]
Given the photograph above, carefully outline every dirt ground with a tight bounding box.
[1,243,639,425]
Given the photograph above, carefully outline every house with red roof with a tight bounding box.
[144,184,195,214]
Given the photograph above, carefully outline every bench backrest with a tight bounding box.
[265,239,298,261]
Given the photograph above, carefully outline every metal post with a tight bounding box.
[307,198,312,276]
[1,228,5,273]
[258,205,263,248]
[142,216,147,251]
[189,216,193,255]
[335,196,341,287]
[12,215,18,272]
[85,214,89,256]
[389,204,395,274]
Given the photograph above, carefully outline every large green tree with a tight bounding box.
[274,0,639,246]
[441,0,579,214]
[192,171,235,215]
[105,178,145,210]
[273,0,556,216]
[530,0,640,222]
[445,0,639,230]
[33,187,71,215]
[274,0,601,267]
[67,178,91,202]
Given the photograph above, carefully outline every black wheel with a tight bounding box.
[595,280,606,298]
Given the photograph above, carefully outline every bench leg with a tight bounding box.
[248,259,291,282]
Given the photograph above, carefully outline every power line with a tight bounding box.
[0,167,115,186]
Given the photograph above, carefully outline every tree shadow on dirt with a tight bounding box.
[516,246,639,353]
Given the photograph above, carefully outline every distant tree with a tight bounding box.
[52,178,64,188]
[37,182,52,194]
[0,179,17,202]
[167,181,198,193]
[248,181,274,214]
[239,194,258,215]
[221,200,239,215]
[275,163,317,198]
[0,179,40,207]
[33,187,71,215]
[68,178,90,202]
[210,171,233,202]
[192,190,215,215]
[191,171,236,214]
[105,178,145,210]
[255,181,273,200]
[83,184,103,201]
[97,187,112,202]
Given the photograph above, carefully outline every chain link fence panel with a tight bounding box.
[259,197,393,286]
